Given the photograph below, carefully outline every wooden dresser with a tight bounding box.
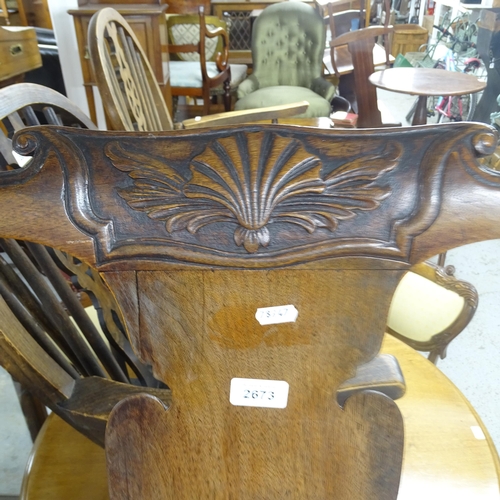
[68,2,172,124]
[0,25,41,86]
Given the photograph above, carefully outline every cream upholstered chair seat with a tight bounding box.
[387,262,478,363]
[169,61,248,91]
[236,85,333,117]
[389,273,463,341]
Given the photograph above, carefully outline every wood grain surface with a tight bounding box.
[369,67,487,97]
[20,336,500,500]
[0,122,498,497]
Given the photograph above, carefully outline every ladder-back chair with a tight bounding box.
[0,120,498,497]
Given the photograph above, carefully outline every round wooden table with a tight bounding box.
[369,67,487,125]
[21,336,499,499]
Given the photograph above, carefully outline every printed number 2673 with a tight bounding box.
[243,389,275,400]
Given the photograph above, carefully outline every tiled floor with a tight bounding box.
[0,88,499,497]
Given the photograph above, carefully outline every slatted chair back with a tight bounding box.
[0,83,169,445]
[0,120,498,497]
[88,7,174,132]
[330,25,393,128]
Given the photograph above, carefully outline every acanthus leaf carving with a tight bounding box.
[107,131,401,253]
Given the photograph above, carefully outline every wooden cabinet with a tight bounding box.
[212,0,280,60]
[69,4,172,124]
[0,25,41,85]
[211,0,315,62]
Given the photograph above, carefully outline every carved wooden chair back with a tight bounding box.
[0,83,168,445]
[326,9,365,41]
[330,25,393,128]
[0,120,498,497]
[88,7,174,132]
[167,11,225,63]
[166,8,249,116]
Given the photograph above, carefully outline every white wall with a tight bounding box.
[47,0,106,128]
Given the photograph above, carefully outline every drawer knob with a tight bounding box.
[10,44,23,56]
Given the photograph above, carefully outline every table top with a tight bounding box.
[21,335,499,499]
[383,336,500,499]
[369,67,487,97]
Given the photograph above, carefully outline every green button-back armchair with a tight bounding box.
[235,2,335,118]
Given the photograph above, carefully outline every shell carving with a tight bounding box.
[107,131,400,253]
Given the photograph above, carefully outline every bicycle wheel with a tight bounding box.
[406,95,442,124]
[436,92,477,122]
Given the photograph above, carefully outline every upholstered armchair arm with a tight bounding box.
[310,77,336,102]
[236,74,260,99]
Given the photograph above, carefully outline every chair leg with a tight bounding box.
[14,381,48,441]
[202,86,211,115]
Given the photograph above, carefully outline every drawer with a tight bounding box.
[0,26,42,81]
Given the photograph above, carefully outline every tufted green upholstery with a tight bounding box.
[236,2,335,118]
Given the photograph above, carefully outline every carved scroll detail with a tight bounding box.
[435,266,479,308]
[108,131,400,253]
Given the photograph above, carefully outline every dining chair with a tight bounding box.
[387,261,478,364]
[87,7,310,131]
[0,118,498,498]
[0,82,171,445]
[320,0,391,40]
[167,7,248,115]
[235,2,336,118]
[330,25,395,128]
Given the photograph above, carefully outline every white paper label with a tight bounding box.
[230,378,289,408]
[471,425,486,440]
[255,305,298,325]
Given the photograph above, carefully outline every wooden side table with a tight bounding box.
[68,4,172,125]
[369,67,486,125]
